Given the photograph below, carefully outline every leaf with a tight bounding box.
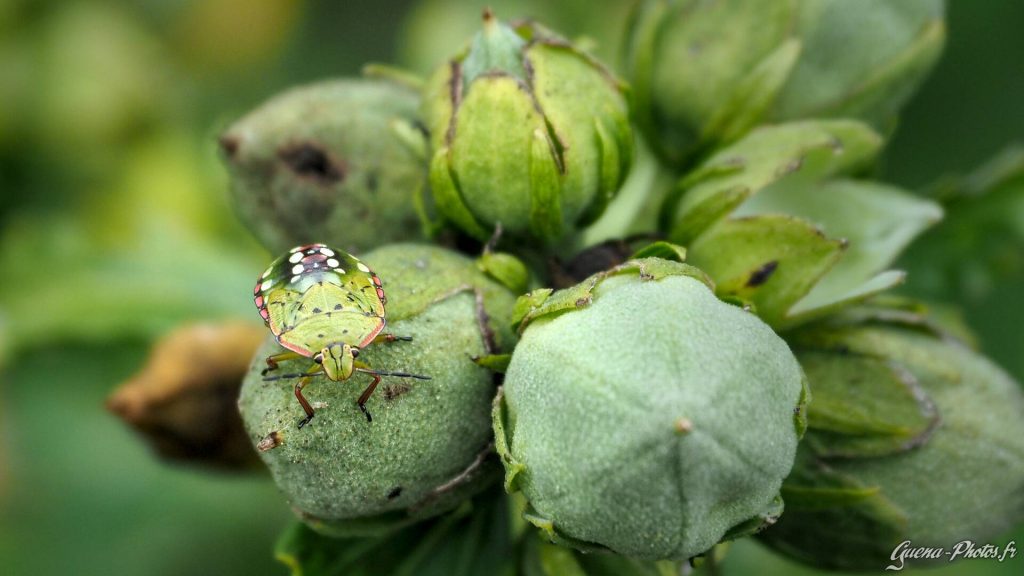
[759,454,908,568]
[477,252,530,294]
[429,147,490,240]
[686,214,845,327]
[276,492,517,576]
[737,178,942,326]
[663,120,882,243]
[521,530,683,576]
[0,132,265,355]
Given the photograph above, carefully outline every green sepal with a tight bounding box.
[511,288,553,329]
[738,178,942,326]
[513,257,713,332]
[760,455,908,568]
[528,128,566,241]
[361,62,425,92]
[790,322,964,385]
[687,214,845,328]
[478,251,530,294]
[720,495,785,542]
[771,2,946,125]
[622,0,668,165]
[575,118,620,226]
[521,504,613,556]
[492,386,524,493]
[521,529,682,576]
[631,241,687,263]
[390,117,429,162]
[797,351,939,458]
[664,120,883,244]
[429,147,490,240]
[702,38,802,147]
[474,353,511,373]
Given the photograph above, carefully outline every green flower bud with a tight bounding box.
[220,77,429,254]
[238,244,517,536]
[759,307,1024,570]
[422,11,633,243]
[494,258,808,560]
[625,0,945,168]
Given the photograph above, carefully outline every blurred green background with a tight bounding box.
[0,1,1021,574]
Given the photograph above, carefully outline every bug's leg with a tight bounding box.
[352,362,431,423]
[262,351,303,375]
[356,373,381,423]
[295,364,324,429]
[373,333,413,344]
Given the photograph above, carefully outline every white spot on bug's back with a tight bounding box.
[321,248,335,257]
[291,275,301,283]
[289,246,302,253]
[289,252,303,263]
[262,265,274,279]
[260,279,274,291]
[292,264,304,275]
[327,258,340,268]
[357,262,371,273]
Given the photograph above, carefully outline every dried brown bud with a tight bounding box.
[106,322,265,470]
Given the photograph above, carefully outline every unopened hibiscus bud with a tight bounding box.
[422,11,633,243]
[759,306,1024,570]
[220,76,428,254]
[625,0,944,168]
[494,256,808,559]
[238,244,517,536]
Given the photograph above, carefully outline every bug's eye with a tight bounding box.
[351,348,360,358]
[314,354,323,364]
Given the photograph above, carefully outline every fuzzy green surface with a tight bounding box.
[239,245,516,536]
[762,324,1024,570]
[500,274,805,560]
[221,78,425,254]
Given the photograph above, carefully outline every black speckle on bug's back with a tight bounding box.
[387,486,402,499]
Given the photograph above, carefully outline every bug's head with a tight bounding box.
[315,343,358,381]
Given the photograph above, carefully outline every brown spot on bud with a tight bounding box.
[257,431,283,452]
[277,142,345,185]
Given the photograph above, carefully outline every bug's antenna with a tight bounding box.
[262,372,308,382]
[356,368,431,380]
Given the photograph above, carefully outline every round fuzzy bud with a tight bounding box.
[239,244,517,536]
[494,258,808,559]
[220,78,428,254]
[624,0,944,168]
[759,311,1024,571]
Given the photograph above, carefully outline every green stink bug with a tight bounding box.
[253,243,429,427]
